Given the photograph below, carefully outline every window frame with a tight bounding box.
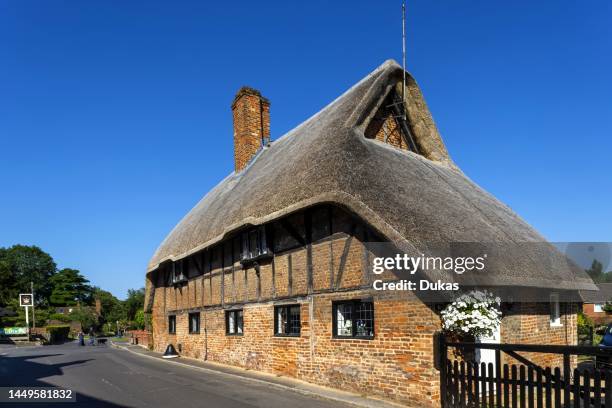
[594,303,605,313]
[332,299,375,340]
[188,312,200,334]
[171,260,187,285]
[225,309,244,336]
[241,226,271,264]
[549,293,562,327]
[168,315,176,335]
[274,304,301,337]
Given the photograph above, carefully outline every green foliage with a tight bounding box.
[577,310,593,329]
[0,257,13,306]
[69,307,98,331]
[49,268,93,306]
[0,244,146,333]
[587,260,612,283]
[124,288,144,321]
[0,299,49,327]
[0,245,56,305]
[48,313,71,323]
[577,311,596,345]
[46,325,70,343]
[133,309,145,329]
[93,288,126,326]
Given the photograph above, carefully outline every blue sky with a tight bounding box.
[1,1,610,298]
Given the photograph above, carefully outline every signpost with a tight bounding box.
[0,327,28,336]
[19,293,33,340]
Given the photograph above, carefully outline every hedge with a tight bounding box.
[46,325,70,343]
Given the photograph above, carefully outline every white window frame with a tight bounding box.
[594,303,605,313]
[550,293,562,327]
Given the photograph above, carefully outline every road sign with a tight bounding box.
[19,294,33,307]
[0,327,28,336]
[19,294,33,339]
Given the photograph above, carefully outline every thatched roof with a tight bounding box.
[146,60,595,296]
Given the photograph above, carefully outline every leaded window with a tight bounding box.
[188,312,200,334]
[226,309,244,335]
[274,305,300,337]
[333,300,374,339]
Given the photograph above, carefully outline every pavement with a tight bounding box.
[0,341,402,408]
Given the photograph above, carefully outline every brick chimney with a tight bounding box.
[231,87,270,171]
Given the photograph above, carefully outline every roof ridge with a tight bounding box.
[272,59,399,145]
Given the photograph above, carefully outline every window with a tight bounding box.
[550,293,562,327]
[274,305,300,336]
[168,315,176,334]
[241,226,270,263]
[188,312,200,334]
[225,309,244,335]
[594,303,605,313]
[171,261,187,285]
[333,300,374,339]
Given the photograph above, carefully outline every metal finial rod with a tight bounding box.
[402,0,407,119]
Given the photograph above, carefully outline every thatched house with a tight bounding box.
[144,60,594,406]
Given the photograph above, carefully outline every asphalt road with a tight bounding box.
[0,343,350,408]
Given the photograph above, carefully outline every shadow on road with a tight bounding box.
[0,352,129,407]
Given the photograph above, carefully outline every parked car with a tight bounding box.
[601,323,612,347]
[596,323,612,369]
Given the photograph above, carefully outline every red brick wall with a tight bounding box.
[149,205,578,406]
[501,302,578,368]
[583,303,612,325]
[364,95,409,151]
[127,330,152,348]
[231,87,270,171]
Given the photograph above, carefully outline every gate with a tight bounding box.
[439,335,612,407]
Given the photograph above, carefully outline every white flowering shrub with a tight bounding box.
[441,290,501,338]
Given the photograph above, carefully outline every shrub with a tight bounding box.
[577,311,595,344]
[46,325,70,343]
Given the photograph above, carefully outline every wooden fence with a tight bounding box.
[439,336,612,408]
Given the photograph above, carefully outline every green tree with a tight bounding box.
[69,306,98,331]
[0,245,56,304]
[0,256,14,306]
[124,288,145,321]
[586,260,612,283]
[133,309,145,330]
[49,268,93,306]
[93,288,126,325]
[0,298,51,327]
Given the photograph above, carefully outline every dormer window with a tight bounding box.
[171,261,187,285]
[240,226,271,264]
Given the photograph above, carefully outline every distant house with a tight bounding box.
[581,283,612,324]
[54,306,75,315]
[0,307,17,318]
[144,60,595,406]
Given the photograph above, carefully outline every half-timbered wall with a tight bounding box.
[149,204,577,406]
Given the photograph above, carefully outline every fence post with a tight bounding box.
[563,353,570,405]
[495,349,502,408]
[438,333,448,407]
